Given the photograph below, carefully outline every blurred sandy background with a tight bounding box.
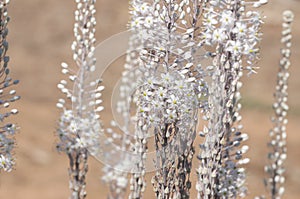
[0,0,299,198]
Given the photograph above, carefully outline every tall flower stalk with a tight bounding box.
[262,10,294,199]
[197,0,266,198]
[56,0,102,198]
[0,0,20,173]
[129,0,209,198]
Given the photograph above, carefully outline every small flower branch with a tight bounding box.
[263,10,294,199]
[0,0,20,173]
[103,35,140,199]
[127,1,159,198]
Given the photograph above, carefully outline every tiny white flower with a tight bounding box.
[141,88,153,101]
[233,22,247,37]
[157,87,165,98]
[68,120,78,133]
[144,16,154,28]
[139,3,150,14]
[165,109,177,122]
[167,95,178,106]
[226,40,243,56]
[212,28,227,43]
[244,42,258,56]
[221,10,234,29]
[0,155,12,172]
[131,18,142,28]
[75,137,87,148]
[139,106,150,113]
[205,13,218,28]
[161,73,172,83]
[63,110,73,122]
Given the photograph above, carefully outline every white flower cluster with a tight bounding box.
[143,71,199,199]
[135,71,197,129]
[0,0,20,173]
[201,0,265,74]
[57,102,102,155]
[130,1,158,29]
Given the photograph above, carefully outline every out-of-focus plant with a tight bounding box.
[0,0,20,173]
[56,0,103,198]
[258,10,294,199]
[101,1,146,198]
